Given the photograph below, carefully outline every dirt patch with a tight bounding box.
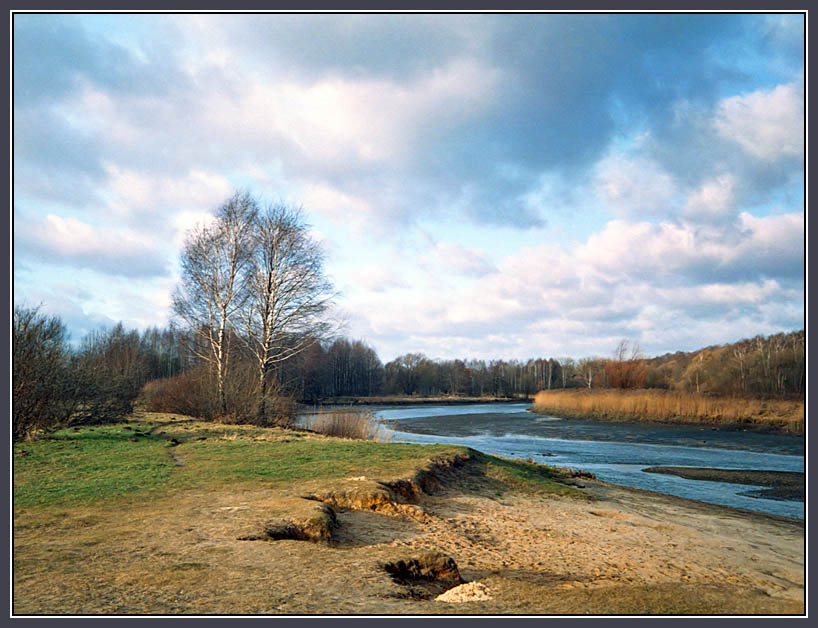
[13,455,804,615]
[382,551,463,599]
[237,498,337,544]
[436,581,492,603]
[301,452,474,521]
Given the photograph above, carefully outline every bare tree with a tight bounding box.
[241,203,336,421]
[13,306,73,439]
[559,357,575,388]
[578,357,598,389]
[172,192,258,415]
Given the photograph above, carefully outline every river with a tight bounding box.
[364,403,805,520]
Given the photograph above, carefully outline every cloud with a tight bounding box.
[594,155,679,218]
[432,243,497,277]
[574,213,804,284]
[346,207,803,360]
[683,175,736,222]
[350,265,409,293]
[12,14,804,361]
[15,213,171,278]
[103,164,234,219]
[713,82,804,161]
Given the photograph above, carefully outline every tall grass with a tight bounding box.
[300,409,393,441]
[531,389,804,434]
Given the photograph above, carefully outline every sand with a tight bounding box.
[12,467,804,615]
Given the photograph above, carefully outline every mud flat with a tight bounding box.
[643,467,805,502]
[13,457,804,615]
[390,411,804,456]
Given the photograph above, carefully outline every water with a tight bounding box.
[369,403,805,520]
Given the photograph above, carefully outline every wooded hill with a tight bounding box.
[641,329,805,398]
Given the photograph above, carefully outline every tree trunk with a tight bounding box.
[257,364,267,420]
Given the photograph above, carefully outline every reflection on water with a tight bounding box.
[370,403,805,520]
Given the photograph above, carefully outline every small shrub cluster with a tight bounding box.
[139,363,297,428]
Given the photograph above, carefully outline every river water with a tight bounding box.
[366,403,805,520]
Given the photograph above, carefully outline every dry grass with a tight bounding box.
[301,409,393,441]
[531,389,804,435]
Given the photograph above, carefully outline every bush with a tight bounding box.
[139,366,219,419]
[13,306,75,440]
[140,362,298,428]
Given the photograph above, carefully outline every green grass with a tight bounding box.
[13,413,584,510]
[13,423,180,509]
[179,438,463,485]
[473,450,589,498]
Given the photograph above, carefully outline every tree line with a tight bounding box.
[12,191,805,440]
[13,299,805,441]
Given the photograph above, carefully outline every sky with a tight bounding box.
[12,12,805,363]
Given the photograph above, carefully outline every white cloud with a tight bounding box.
[15,213,170,277]
[105,164,234,215]
[197,56,501,172]
[299,181,375,228]
[351,265,409,293]
[345,209,803,360]
[433,242,497,277]
[593,155,679,218]
[683,174,736,222]
[713,81,804,160]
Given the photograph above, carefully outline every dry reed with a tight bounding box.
[532,389,804,435]
[301,409,393,441]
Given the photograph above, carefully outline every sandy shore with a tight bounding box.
[13,463,804,615]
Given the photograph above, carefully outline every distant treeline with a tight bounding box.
[12,303,804,440]
[280,331,806,401]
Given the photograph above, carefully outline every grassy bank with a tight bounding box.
[13,412,581,512]
[531,389,804,435]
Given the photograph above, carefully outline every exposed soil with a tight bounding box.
[13,448,805,616]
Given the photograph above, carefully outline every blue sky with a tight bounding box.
[12,12,805,362]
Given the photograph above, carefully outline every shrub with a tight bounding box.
[139,366,220,419]
[13,307,150,439]
[13,306,75,440]
[140,362,298,428]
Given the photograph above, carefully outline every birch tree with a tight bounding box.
[172,192,258,416]
[242,203,336,420]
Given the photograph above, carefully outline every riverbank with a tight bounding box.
[386,405,803,518]
[13,413,804,615]
[531,389,804,435]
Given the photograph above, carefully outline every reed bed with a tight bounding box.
[301,408,393,441]
[531,389,804,435]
